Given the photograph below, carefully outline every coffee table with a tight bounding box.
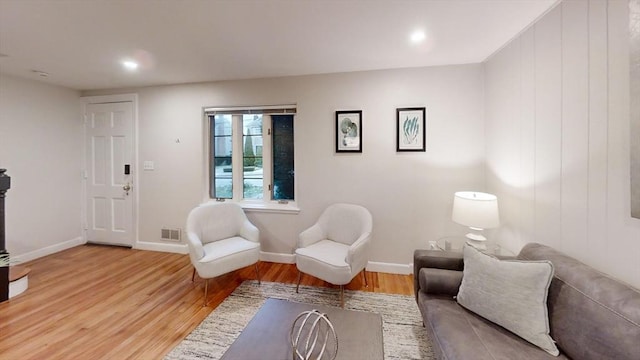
[220,298,384,360]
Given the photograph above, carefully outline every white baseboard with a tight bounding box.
[260,251,296,264]
[134,241,188,254]
[10,240,411,275]
[130,245,292,261]
[366,261,413,275]
[11,236,85,264]
[258,251,412,275]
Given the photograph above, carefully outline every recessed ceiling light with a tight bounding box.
[122,60,139,71]
[410,30,426,44]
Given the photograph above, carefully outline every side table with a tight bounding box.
[433,236,515,257]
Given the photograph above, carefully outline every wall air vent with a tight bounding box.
[161,228,181,242]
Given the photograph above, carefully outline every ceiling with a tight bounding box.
[0,0,558,91]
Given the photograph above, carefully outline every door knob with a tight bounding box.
[123,182,132,195]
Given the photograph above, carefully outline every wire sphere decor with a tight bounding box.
[289,309,338,360]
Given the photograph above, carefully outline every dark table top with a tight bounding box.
[220,298,384,360]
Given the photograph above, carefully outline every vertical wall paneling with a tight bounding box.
[534,6,563,247]
[484,48,502,241]
[561,0,590,256]
[485,0,640,288]
[511,39,524,247]
[520,28,537,250]
[485,39,522,247]
[632,0,640,220]
[587,0,609,266]
[606,0,640,281]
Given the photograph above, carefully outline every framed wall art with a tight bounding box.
[336,110,362,153]
[397,107,426,152]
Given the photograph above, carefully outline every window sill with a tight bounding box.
[206,199,300,214]
[241,201,300,214]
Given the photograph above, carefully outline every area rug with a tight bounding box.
[165,281,434,360]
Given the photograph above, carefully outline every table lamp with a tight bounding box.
[452,191,499,249]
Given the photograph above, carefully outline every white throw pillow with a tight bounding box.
[457,245,559,356]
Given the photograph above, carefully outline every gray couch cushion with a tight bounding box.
[457,245,559,355]
[519,243,640,360]
[419,268,463,297]
[419,292,569,360]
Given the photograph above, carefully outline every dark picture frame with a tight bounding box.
[396,107,426,152]
[336,110,362,153]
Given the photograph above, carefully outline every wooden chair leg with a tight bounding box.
[191,267,196,282]
[296,271,302,293]
[203,279,209,307]
[363,269,368,287]
[255,263,261,285]
[340,285,344,308]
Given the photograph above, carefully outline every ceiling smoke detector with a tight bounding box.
[31,70,49,78]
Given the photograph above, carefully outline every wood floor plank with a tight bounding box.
[0,245,414,359]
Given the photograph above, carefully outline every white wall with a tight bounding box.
[485,0,640,288]
[0,74,83,261]
[84,64,485,269]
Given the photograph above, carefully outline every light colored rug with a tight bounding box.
[165,281,434,360]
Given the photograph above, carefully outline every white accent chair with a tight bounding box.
[186,202,261,306]
[295,203,373,307]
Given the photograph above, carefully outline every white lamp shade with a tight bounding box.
[452,191,500,229]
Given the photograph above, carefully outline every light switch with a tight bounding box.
[143,161,155,170]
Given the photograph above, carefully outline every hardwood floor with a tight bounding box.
[0,245,414,359]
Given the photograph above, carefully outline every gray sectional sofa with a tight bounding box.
[414,243,640,360]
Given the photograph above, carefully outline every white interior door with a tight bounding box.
[85,101,134,247]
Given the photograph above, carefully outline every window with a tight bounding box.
[206,105,296,208]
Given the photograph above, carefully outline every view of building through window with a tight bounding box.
[209,109,294,202]
[243,114,263,199]
[212,114,233,198]
[272,115,294,200]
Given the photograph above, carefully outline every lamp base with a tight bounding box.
[465,232,487,250]
[466,239,487,251]
[465,232,487,242]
